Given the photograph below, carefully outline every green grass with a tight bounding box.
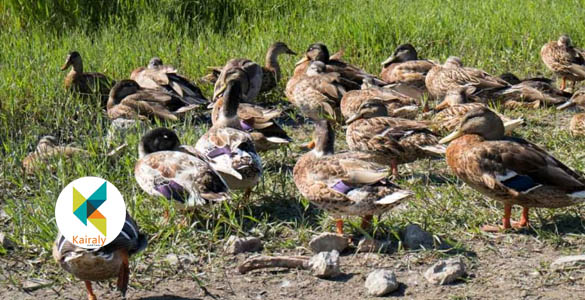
[1,0,585,293]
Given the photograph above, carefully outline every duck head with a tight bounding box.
[61,51,82,71]
[147,57,163,69]
[296,43,330,66]
[381,43,418,67]
[138,128,181,158]
[269,42,297,56]
[439,107,505,143]
[558,35,572,47]
[345,99,388,124]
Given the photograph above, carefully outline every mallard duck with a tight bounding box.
[541,35,585,91]
[211,97,290,151]
[295,43,385,89]
[195,72,262,197]
[134,128,230,208]
[293,119,413,234]
[440,107,585,231]
[380,44,435,91]
[558,87,585,136]
[425,56,509,100]
[53,212,147,300]
[107,79,198,121]
[345,99,445,176]
[432,89,524,134]
[61,51,114,108]
[482,72,572,107]
[130,57,208,106]
[213,58,263,102]
[22,136,88,175]
[340,80,419,121]
[287,61,347,121]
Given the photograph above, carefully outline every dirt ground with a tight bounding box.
[3,231,584,300]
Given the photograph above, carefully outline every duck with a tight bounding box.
[540,35,585,91]
[53,212,147,300]
[440,106,585,231]
[295,43,386,89]
[380,44,435,91]
[213,58,263,102]
[480,72,572,107]
[22,136,88,175]
[425,56,509,100]
[211,95,291,151]
[287,61,349,123]
[340,79,419,121]
[60,51,114,108]
[293,119,413,234]
[557,87,585,136]
[345,99,445,176]
[106,79,199,122]
[195,71,262,199]
[134,128,230,209]
[432,89,524,134]
[130,57,208,106]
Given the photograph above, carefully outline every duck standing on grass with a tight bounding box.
[134,128,230,209]
[196,71,263,201]
[440,107,585,231]
[293,119,413,235]
[541,35,585,91]
[60,51,114,108]
[53,212,147,300]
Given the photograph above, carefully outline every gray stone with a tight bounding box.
[357,238,391,253]
[424,257,466,285]
[551,255,585,270]
[22,278,52,292]
[225,236,263,254]
[365,269,399,296]
[308,232,349,253]
[402,224,434,250]
[309,250,341,278]
[0,232,16,249]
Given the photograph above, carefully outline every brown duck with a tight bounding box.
[540,35,585,91]
[558,87,585,136]
[440,107,585,231]
[61,51,114,107]
[380,44,435,91]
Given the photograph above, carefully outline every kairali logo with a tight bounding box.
[55,177,126,249]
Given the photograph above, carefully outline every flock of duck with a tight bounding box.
[24,35,585,299]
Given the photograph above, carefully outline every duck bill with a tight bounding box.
[439,129,463,144]
[381,55,397,66]
[295,55,309,66]
[345,113,361,124]
[286,49,297,55]
[211,163,243,180]
[503,118,524,133]
[557,100,575,110]
[60,61,70,71]
[212,82,227,101]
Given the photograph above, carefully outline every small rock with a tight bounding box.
[279,279,292,288]
[424,257,466,285]
[551,255,585,270]
[308,250,341,278]
[165,253,179,265]
[0,232,16,249]
[22,278,52,292]
[365,269,399,296]
[308,232,349,253]
[402,224,433,250]
[357,238,391,253]
[225,236,263,254]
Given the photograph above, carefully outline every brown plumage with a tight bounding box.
[558,87,585,136]
[345,100,444,176]
[287,61,347,121]
[380,44,435,91]
[540,35,585,91]
[425,56,509,100]
[295,43,385,89]
[53,212,147,300]
[213,58,263,102]
[107,80,198,121]
[61,51,114,108]
[293,119,413,234]
[497,73,572,106]
[440,107,585,231]
[130,57,207,106]
[340,83,419,121]
[22,136,88,175]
